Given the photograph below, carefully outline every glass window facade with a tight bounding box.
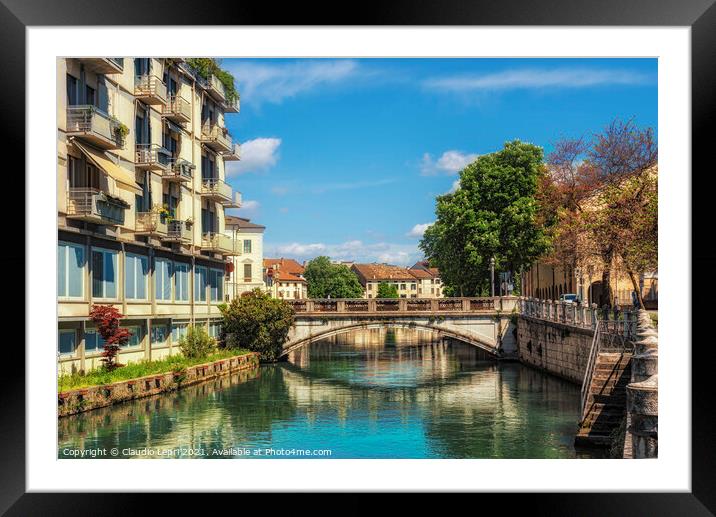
[58,242,85,298]
[58,330,77,356]
[155,258,173,301]
[92,248,118,299]
[174,262,189,301]
[125,253,149,300]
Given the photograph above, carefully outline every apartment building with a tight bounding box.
[351,262,445,298]
[57,57,242,374]
[263,258,308,299]
[225,215,266,298]
[408,261,444,298]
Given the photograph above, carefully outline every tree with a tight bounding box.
[219,289,294,362]
[178,325,216,359]
[304,256,364,298]
[420,140,550,296]
[540,118,657,308]
[376,282,399,298]
[89,305,132,370]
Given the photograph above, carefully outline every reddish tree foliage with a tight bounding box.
[89,305,132,370]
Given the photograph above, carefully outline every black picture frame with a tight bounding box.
[3,0,713,513]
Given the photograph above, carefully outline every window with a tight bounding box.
[208,321,222,339]
[84,329,105,354]
[243,263,252,281]
[92,248,118,299]
[125,253,149,300]
[85,85,96,106]
[66,74,78,105]
[58,242,85,298]
[172,323,188,343]
[243,239,252,254]
[58,329,77,356]
[411,284,416,290]
[367,284,373,290]
[194,266,207,302]
[151,323,170,346]
[174,262,189,301]
[209,268,224,302]
[155,258,173,301]
[121,325,142,349]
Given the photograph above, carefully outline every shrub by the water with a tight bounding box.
[178,324,216,359]
[219,289,294,362]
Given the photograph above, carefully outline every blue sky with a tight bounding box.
[221,58,657,266]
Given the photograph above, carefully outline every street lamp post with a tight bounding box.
[490,257,495,297]
[574,266,582,303]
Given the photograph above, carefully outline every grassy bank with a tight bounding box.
[59,348,251,392]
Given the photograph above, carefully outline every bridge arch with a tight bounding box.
[281,320,501,358]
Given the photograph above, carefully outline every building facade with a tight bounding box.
[409,261,444,298]
[263,258,308,299]
[58,57,242,374]
[225,216,266,298]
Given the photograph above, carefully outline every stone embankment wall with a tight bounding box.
[516,315,594,384]
[58,352,260,417]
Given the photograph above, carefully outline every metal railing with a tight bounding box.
[200,123,232,151]
[66,188,126,225]
[224,95,240,113]
[162,94,192,121]
[66,106,124,148]
[162,158,194,181]
[201,232,239,255]
[135,143,171,168]
[134,74,168,104]
[200,178,233,201]
[165,220,192,242]
[135,211,168,235]
[208,74,226,99]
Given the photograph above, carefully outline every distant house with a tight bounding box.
[350,262,444,298]
[263,257,308,299]
[225,215,266,299]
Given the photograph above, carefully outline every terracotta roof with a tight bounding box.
[351,263,417,282]
[225,215,266,230]
[408,268,432,279]
[428,268,440,277]
[264,258,306,283]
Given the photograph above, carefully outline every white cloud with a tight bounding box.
[423,68,652,93]
[407,223,432,238]
[227,60,359,106]
[226,138,281,176]
[267,240,421,266]
[448,179,461,193]
[226,199,260,218]
[420,150,478,176]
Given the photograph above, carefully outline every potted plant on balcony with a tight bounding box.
[185,217,194,229]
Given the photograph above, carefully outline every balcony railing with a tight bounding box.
[66,106,125,150]
[135,143,171,170]
[200,178,233,203]
[207,74,226,100]
[134,74,168,105]
[135,211,168,237]
[221,191,242,209]
[163,220,193,244]
[222,143,241,161]
[162,95,192,123]
[200,123,232,153]
[201,232,239,256]
[77,57,124,75]
[161,158,194,182]
[66,188,127,225]
[224,95,240,113]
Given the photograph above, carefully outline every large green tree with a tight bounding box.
[219,289,294,362]
[420,140,550,296]
[304,256,364,299]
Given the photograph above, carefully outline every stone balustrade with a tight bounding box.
[285,296,515,315]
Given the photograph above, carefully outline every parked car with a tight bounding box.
[559,293,579,303]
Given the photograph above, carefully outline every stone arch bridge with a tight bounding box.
[282,297,519,358]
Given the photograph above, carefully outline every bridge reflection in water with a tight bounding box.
[58,328,600,459]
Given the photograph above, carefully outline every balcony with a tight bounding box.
[201,232,239,256]
[207,75,226,101]
[134,74,167,105]
[66,188,128,225]
[135,143,171,171]
[200,123,233,153]
[66,106,125,150]
[200,178,233,203]
[77,58,124,75]
[162,95,191,124]
[222,144,241,161]
[161,158,194,182]
[135,211,168,237]
[221,191,242,209]
[224,95,240,113]
[162,220,193,244]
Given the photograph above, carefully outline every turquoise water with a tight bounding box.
[58,329,596,459]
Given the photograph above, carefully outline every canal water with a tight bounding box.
[58,328,600,459]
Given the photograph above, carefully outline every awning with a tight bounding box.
[74,141,142,195]
[165,120,183,134]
